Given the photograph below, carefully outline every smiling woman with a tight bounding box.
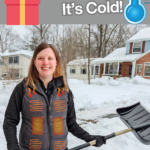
[34,48,57,87]
[26,43,67,90]
[3,42,106,150]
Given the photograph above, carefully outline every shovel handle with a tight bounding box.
[69,128,133,150]
[69,140,96,150]
[104,128,133,140]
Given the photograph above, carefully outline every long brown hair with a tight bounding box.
[25,42,69,92]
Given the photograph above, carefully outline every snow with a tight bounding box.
[0,76,150,150]
[127,27,150,43]
[96,47,143,63]
[67,58,103,66]
[130,75,150,86]
[68,47,146,66]
[1,50,33,58]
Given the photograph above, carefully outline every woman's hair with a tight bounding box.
[25,42,69,92]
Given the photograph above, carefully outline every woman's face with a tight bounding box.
[34,48,57,79]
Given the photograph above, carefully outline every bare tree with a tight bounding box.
[26,25,51,43]
[0,25,21,53]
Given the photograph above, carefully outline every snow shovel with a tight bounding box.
[69,102,150,150]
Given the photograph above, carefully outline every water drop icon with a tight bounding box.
[124,0,146,24]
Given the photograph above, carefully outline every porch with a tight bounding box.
[92,61,136,79]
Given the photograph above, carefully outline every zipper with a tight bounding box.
[28,81,60,150]
[49,88,58,150]
[28,84,51,150]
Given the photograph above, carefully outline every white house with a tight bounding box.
[66,58,103,80]
[0,50,33,79]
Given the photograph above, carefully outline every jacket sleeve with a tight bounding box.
[67,89,94,142]
[3,82,23,150]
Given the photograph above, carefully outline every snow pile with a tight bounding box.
[90,76,150,87]
[130,75,150,86]
[90,77,109,85]
[116,77,131,83]
[90,76,120,86]
[68,79,84,85]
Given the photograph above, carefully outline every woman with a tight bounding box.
[3,43,106,150]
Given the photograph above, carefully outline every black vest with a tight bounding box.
[19,77,68,150]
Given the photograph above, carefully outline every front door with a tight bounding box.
[129,65,132,77]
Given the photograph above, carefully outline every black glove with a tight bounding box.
[93,135,106,147]
[86,135,106,147]
[13,148,20,150]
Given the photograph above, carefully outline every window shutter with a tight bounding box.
[142,41,145,53]
[129,43,133,54]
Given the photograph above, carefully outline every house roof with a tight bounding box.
[1,50,33,58]
[66,58,103,66]
[127,27,150,43]
[66,47,150,65]
[94,47,149,64]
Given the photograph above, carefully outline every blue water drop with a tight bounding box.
[124,0,146,24]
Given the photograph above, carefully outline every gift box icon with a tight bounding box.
[5,0,40,25]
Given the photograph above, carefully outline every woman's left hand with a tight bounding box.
[90,135,106,147]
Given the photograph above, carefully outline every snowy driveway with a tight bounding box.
[0,76,150,150]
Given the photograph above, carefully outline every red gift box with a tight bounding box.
[5,0,40,25]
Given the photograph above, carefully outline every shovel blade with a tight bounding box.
[117,102,150,145]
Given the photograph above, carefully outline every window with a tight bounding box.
[105,63,118,75]
[133,43,141,53]
[144,63,150,77]
[14,56,19,64]
[81,68,86,74]
[9,57,13,64]
[95,66,99,75]
[136,64,142,73]
[9,56,19,64]
[70,68,76,74]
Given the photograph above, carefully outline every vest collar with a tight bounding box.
[23,76,64,102]
[23,76,64,98]
[53,76,64,88]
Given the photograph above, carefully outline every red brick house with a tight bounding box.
[93,27,150,79]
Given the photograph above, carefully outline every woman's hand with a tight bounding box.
[92,135,106,147]
[86,135,106,147]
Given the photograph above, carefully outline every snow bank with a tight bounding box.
[88,76,150,87]
[68,79,84,85]
[90,76,120,86]
[68,76,150,110]
[130,75,150,86]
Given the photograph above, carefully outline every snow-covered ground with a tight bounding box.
[0,76,150,150]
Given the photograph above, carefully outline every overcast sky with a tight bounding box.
[12,25,29,38]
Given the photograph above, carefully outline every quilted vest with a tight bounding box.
[19,78,68,150]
